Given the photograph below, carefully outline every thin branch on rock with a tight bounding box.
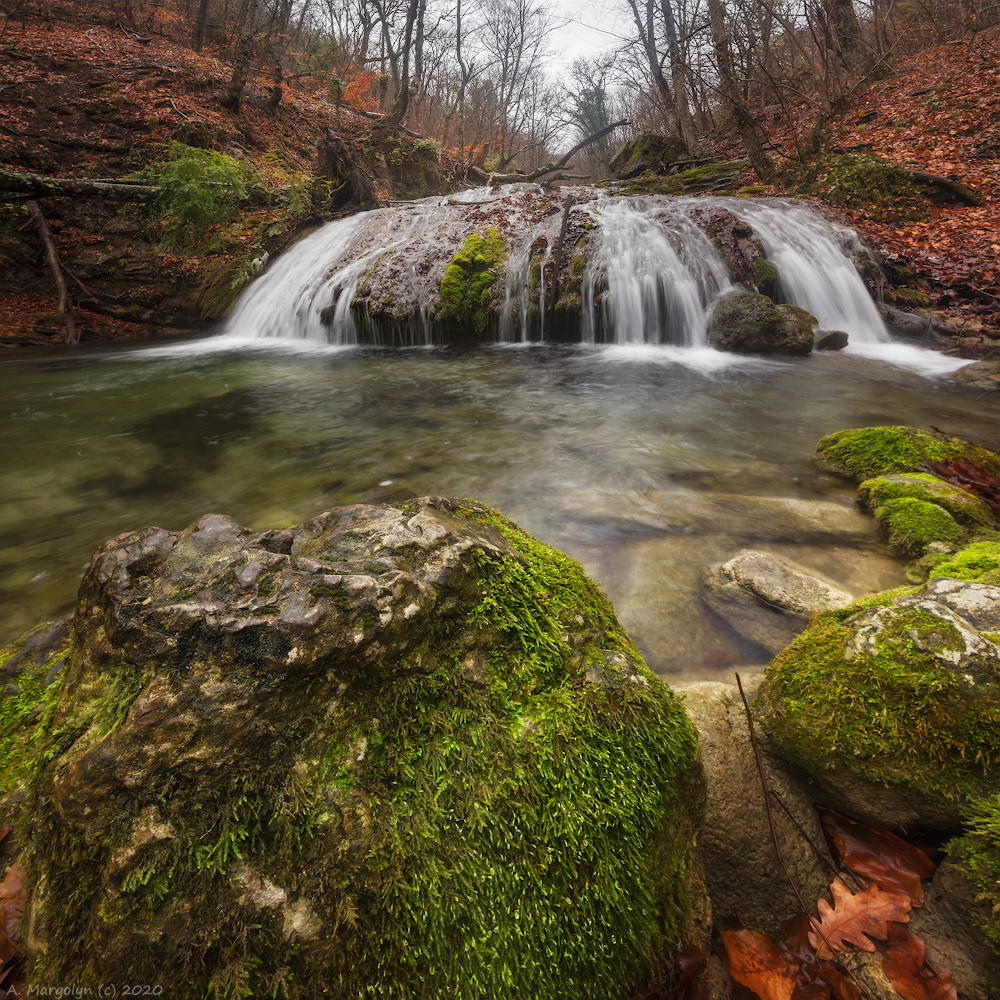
[26,199,78,345]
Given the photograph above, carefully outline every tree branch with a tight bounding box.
[0,167,161,202]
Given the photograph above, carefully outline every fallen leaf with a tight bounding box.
[819,807,936,904]
[722,927,800,1000]
[808,880,911,959]
[883,924,958,1000]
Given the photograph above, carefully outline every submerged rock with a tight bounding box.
[1,499,704,999]
[814,329,849,350]
[756,577,1000,831]
[702,549,854,655]
[707,290,815,355]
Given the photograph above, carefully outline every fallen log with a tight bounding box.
[0,167,161,202]
[905,169,983,207]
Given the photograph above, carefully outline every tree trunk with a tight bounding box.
[221,32,253,111]
[191,0,211,50]
[27,200,78,345]
[383,0,421,126]
[706,0,774,179]
[316,128,380,209]
[265,61,283,113]
[0,168,161,201]
[660,0,700,154]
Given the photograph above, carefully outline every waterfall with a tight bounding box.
[220,187,893,352]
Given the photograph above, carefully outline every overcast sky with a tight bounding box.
[543,0,634,72]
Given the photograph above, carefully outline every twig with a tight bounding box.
[735,673,873,1000]
[169,98,190,120]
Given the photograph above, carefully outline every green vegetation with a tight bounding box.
[873,497,967,556]
[438,228,509,333]
[858,472,995,528]
[757,596,1000,809]
[930,541,1000,584]
[10,502,702,999]
[791,153,928,222]
[953,794,1000,948]
[815,425,1000,482]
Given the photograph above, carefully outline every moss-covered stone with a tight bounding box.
[815,425,1000,482]
[931,542,1000,585]
[707,290,815,355]
[438,228,508,334]
[608,133,690,180]
[859,472,995,529]
[756,580,1000,830]
[953,794,1000,948]
[752,258,779,298]
[873,497,967,556]
[6,499,704,999]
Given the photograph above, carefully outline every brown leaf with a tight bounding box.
[819,807,936,904]
[883,924,958,1000]
[722,928,800,1000]
[808,880,911,959]
[0,855,26,946]
[0,828,9,846]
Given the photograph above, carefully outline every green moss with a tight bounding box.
[873,497,967,556]
[952,794,1000,948]
[891,288,931,308]
[758,599,1000,808]
[930,541,1000,585]
[438,228,509,334]
[571,253,587,277]
[859,473,995,529]
[14,503,703,999]
[815,425,1000,482]
[753,258,779,295]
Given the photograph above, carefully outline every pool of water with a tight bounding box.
[3,337,997,680]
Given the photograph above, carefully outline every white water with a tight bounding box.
[208,186,964,377]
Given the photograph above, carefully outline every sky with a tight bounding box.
[543,0,634,73]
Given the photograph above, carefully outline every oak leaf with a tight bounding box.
[819,807,936,904]
[883,924,957,1000]
[808,879,911,959]
[722,928,799,1000]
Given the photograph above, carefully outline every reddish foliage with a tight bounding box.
[808,879,911,959]
[921,460,1000,525]
[883,924,958,1000]
[722,928,800,1000]
[819,807,937,905]
[0,854,26,995]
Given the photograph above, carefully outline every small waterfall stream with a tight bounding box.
[218,185,928,360]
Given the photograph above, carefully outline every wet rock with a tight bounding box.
[677,678,834,938]
[702,549,854,655]
[757,577,1000,832]
[951,358,1000,389]
[708,290,815,355]
[814,329,849,350]
[3,498,705,999]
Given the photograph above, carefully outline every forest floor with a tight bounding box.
[0,12,997,346]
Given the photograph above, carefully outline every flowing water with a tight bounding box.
[3,339,997,681]
[4,188,992,679]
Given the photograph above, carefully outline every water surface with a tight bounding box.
[3,340,996,680]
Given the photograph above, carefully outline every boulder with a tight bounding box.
[951,358,1000,390]
[609,133,690,179]
[814,329,849,350]
[858,472,995,529]
[702,549,854,655]
[1,499,705,998]
[814,424,1000,483]
[707,290,815,355]
[756,577,1000,832]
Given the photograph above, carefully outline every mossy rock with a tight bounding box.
[930,542,1000,586]
[707,290,815,355]
[873,497,968,556]
[952,794,1000,950]
[859,473,995,530]
[752,258,779,299]
[815,425,1000,482]
[437,228,508,335]
[756,577,1000,831]
[3,499,704,999]
[608,133,690,180]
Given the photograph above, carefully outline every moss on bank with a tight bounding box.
[756,595,1000,812]
[8,501,703,999]
[930,541,1000,584]
[437,229,508,334]
[859,472,995,529]
[872,496,968,556]
[953,794,1000,949]
[815,425,1000,482]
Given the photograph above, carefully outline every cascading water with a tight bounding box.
[217,185,944,365]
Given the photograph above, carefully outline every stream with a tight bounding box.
[4,337,998,681]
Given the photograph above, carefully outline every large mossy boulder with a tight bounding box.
[815,425,1000,483]
[756,577,1000,832]
[609,133,690,180]
[707,290,815,355]
[0,498,704,999]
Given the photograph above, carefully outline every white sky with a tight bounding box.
[543,0,634,73]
